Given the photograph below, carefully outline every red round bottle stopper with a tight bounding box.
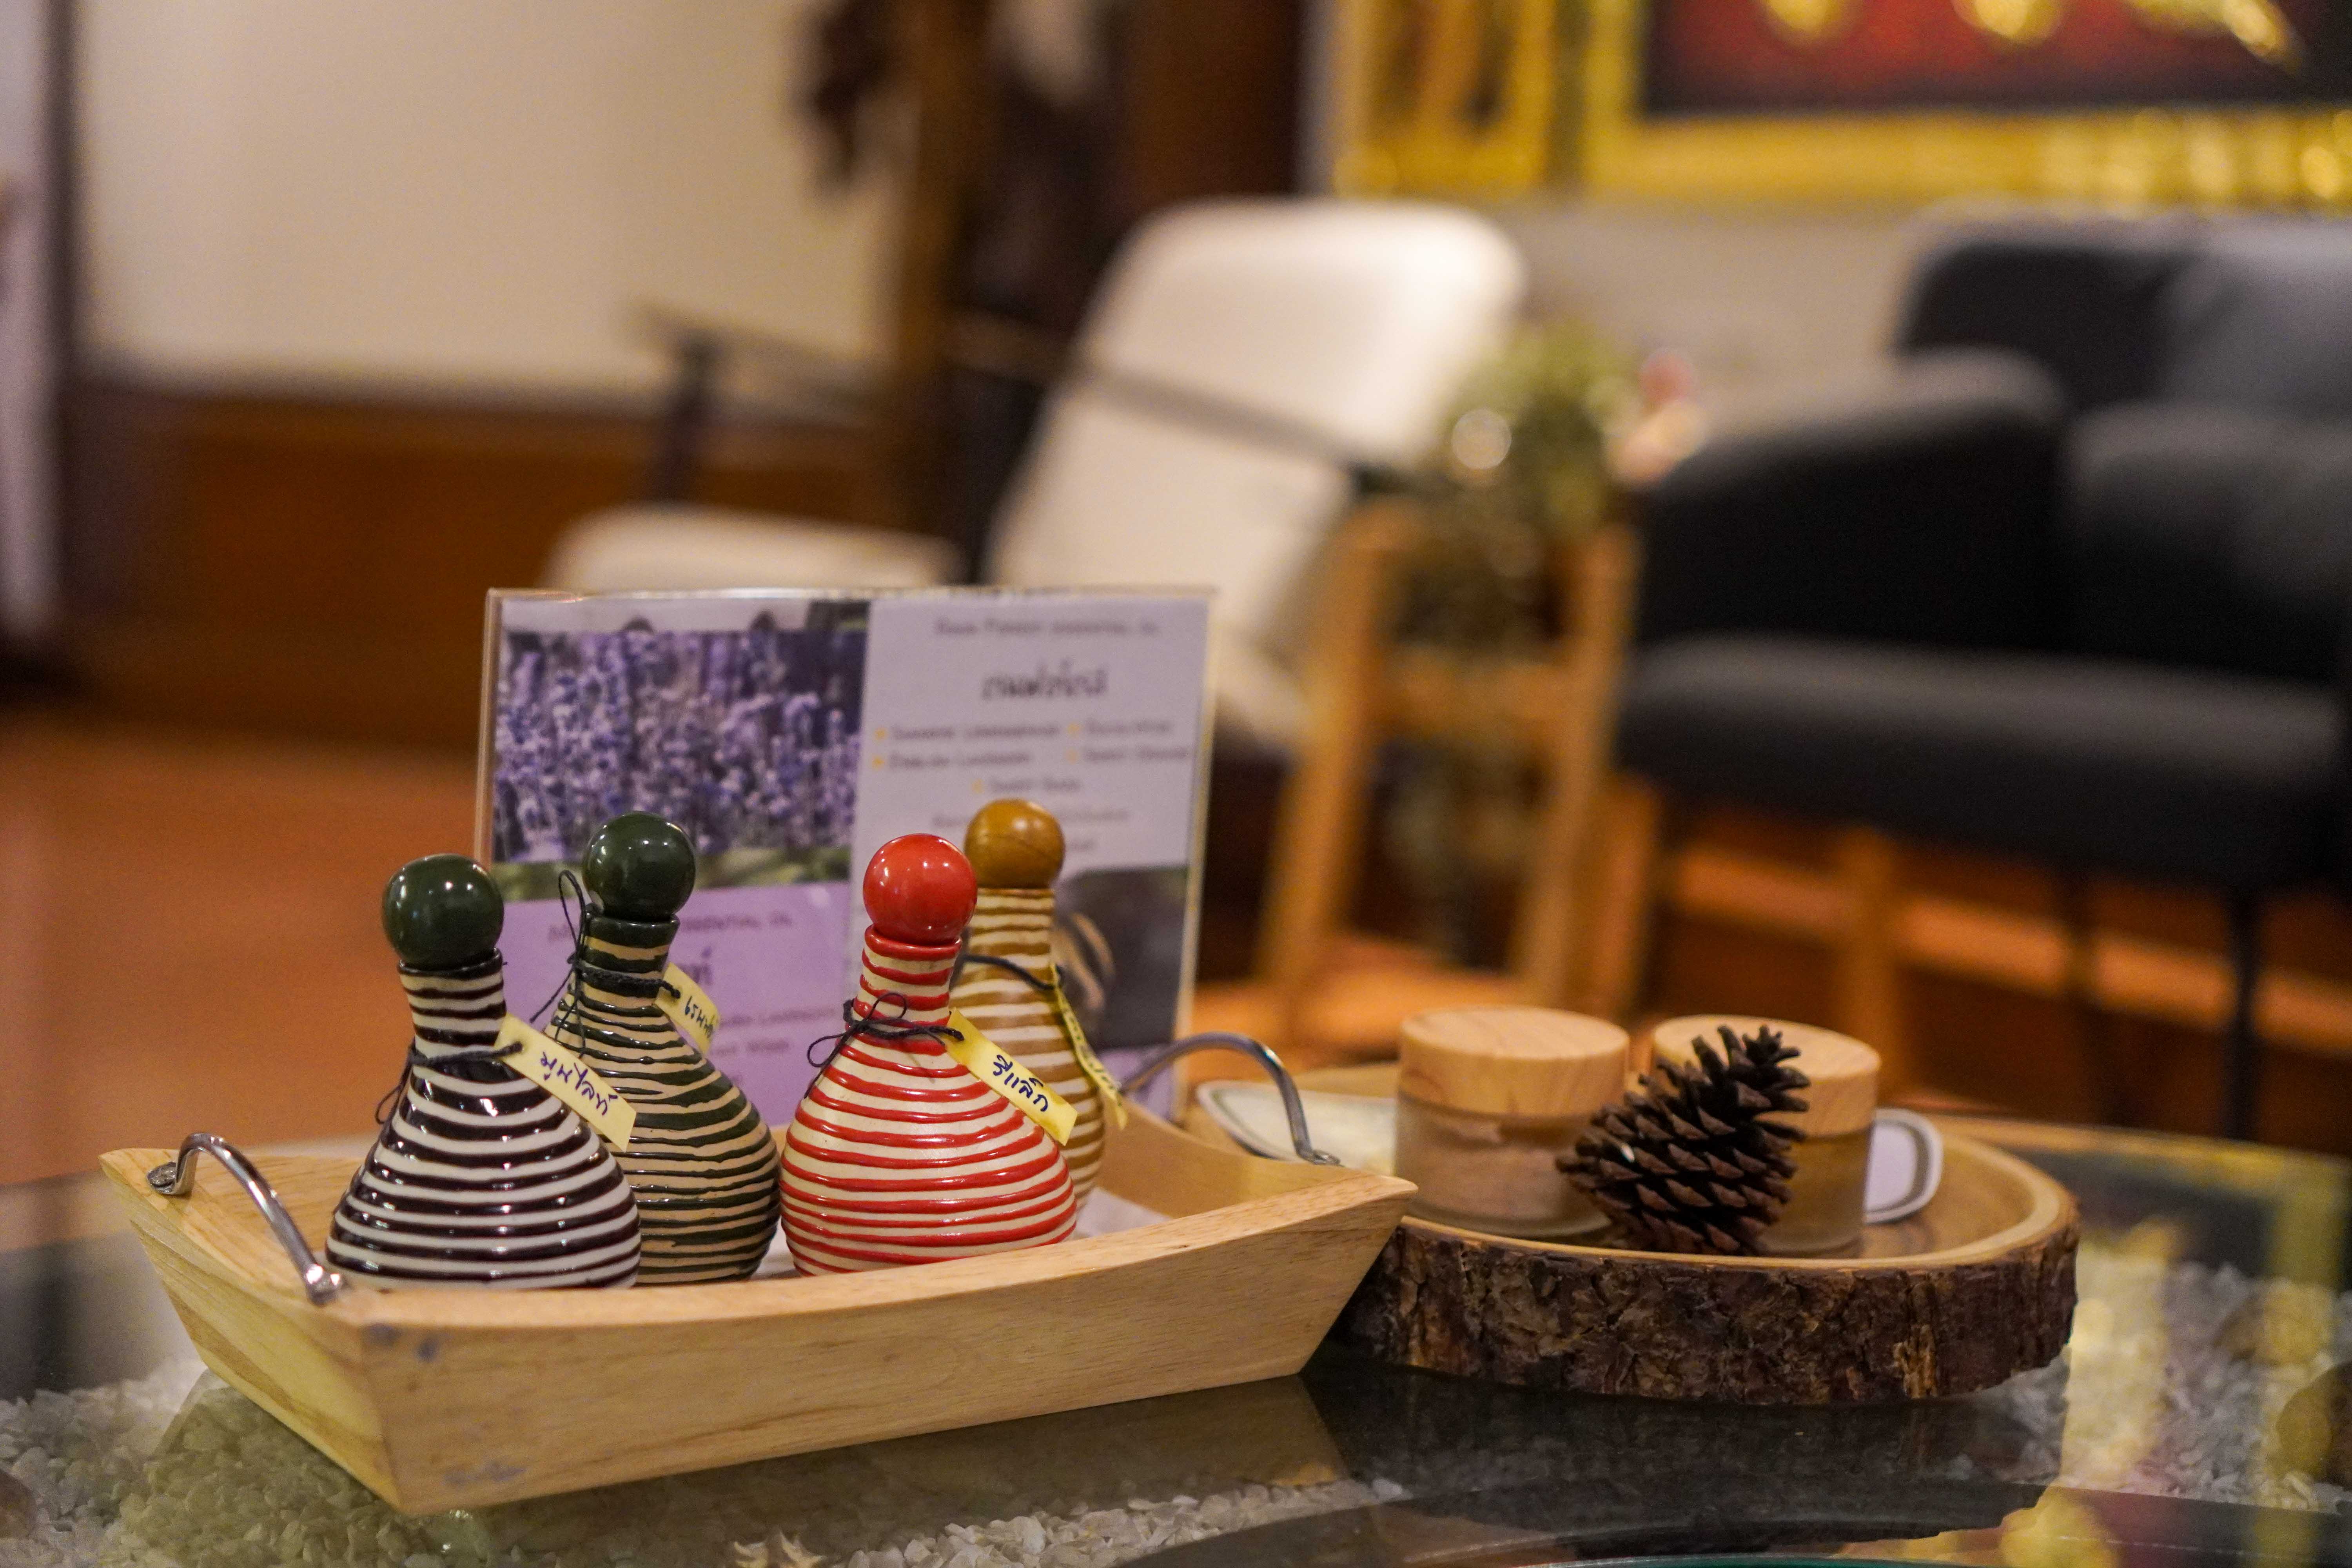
[862,834,978,943]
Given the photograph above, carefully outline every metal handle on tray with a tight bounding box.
[147,1133,347,1305]
[1119,1033,1342,1166]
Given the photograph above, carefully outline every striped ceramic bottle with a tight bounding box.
[549,813,782,1283]
[782,833,1078,1273]
[327,855,641,1289]
[951,799,1108,1200]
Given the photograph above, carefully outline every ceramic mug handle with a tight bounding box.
[1862,1109,1947,1224]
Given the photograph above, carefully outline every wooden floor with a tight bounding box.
[0,712,475,1183]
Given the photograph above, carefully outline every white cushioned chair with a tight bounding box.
[544,198,1527,750]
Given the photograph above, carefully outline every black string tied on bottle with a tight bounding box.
[805,992,961,1069]
[951,951,1058,997]
[528,868,594,1042]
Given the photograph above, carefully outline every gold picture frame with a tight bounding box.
[1580,0,2352,208]
[1331,0,1561,196]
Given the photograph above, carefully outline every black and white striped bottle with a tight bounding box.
[550,815,781,1284]
[327,854,641,1289]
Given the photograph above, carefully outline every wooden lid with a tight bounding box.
[1650,1016,1878,1136]
[1398,1007,1628,1120]
[964,798,1065,889]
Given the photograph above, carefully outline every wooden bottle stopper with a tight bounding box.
[964,798,1065,889]
[1650,1015,1878,1137]
[581,811,698,922]
[1399,1007,1629,1122]
[381,852,503,970]
[863,833,978,940]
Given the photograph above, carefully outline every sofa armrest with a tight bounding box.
[1637,348,2067,650]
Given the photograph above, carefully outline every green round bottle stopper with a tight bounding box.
[581,812,697,920]
[382,854,504,969]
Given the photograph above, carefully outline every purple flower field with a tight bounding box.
[491,613,867,867]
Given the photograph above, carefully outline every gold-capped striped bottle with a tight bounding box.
[549,813,781,1283]
[951,799,1110,1200]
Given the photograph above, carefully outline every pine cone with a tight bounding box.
[1563,1024,1811,1256]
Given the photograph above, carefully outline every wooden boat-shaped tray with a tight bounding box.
[102,1045,1412,1515]
[1201,1065,2080,1406]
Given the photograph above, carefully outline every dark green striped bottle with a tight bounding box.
[549,813,780,1283]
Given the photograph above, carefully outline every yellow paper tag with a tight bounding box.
[495,1015,637,1151]
[1047,975,1126,1129]
[942,1009,1077,1145]
[658,963,721,1051]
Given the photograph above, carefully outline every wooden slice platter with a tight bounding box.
[1207,1065,2078,1405]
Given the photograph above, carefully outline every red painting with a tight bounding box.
[1644,0,2348,115]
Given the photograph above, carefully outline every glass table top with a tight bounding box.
[4,1118,2350,1568]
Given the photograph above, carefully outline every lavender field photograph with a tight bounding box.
[490,604,868,888]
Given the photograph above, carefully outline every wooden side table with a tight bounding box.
[1196,500,1641,1065]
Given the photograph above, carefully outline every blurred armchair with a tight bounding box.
[1599,219,2352,1139]
[544,199,1526,752]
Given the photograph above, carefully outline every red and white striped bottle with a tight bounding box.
[780,834,1078,1273]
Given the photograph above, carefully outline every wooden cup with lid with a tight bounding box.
[1394,1006,1629,1240]
[1651,1015,1880,1255]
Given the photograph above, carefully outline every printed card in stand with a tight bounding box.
[475,588,1212,1123]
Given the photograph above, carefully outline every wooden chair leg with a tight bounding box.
[1576,775,1664,1023]
[1832,825,1914,1096]
[2057,871,2129,1126]
[1512,521,1641,1007]
[2223,893,2263,1142]
[1256,502,1417,1053]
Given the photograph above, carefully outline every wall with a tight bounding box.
[63,0,894,743]
[58,0,1316,747]
[0,0,57,644]
[75,0,894,395]
[1497,199,1931,417]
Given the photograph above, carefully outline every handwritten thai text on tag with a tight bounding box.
[495,1015,637,1151]
[658,964,721,1051]
[942,1009,1076,1144]
[1047,975,1125,1129]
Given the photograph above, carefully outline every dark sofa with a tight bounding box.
[1618,218,2352,1138]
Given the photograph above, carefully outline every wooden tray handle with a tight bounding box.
[1121,1035,1342,1166]
[147,1133,348,1305]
